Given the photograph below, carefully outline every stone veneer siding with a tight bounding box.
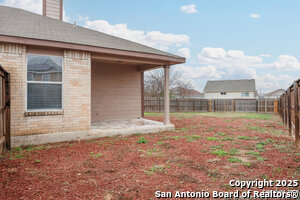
[0,43,91,136]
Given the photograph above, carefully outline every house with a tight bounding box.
[262,89,285,99]
[0,0,185,148]
[204,79,256,99]
[171,87,204,98]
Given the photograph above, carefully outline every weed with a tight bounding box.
[144,165,166,175]
[90,152,103,157]
[157,141,166,145]
[257,157,268,161]
[265,139,273,143]
[146,148,161,156]
[207,137,219,141]
[257,141,268,145]
[248,126,265,132]
[161,136,181,140]
[243,162,252,167]
[34,159,41,164]
[132,133,143,136]
[190,125,197,129]
[175,127,188,132]
[228,157,242,163]
[207,127,214,132]
[210,145,223,150]
[218,132,227,136]
[207,169,221,178]
[211,149,228,156]
[228,148,239,155]
[295,153,300,156]
[12,147,22,152]
[237,136,260,140]
[261,174,269,180]
[221,136,234,141]
[185,135,201,142]
[255,144,264,150]
[246,151,260,156]
[137,137,148,144]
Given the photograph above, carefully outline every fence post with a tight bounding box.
[158,98,161,112]
[274,99,278,113]
[193,100,195,111]
[177,98,180,112]
[209,99,212,112]
[264,100,267,113]
[294,81,299,147]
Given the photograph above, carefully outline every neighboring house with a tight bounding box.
[204,79,256,99]
[262,89,285,99]
[171,87,204,98]
[0,1,185,147]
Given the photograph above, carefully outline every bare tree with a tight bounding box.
[175,82,194,98]
[144,68,194,97]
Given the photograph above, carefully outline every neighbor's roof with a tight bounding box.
[264,89,285,97]
[204,79,256,92]
[0,6,184,63]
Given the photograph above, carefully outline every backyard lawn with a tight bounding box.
[1,112,299,199]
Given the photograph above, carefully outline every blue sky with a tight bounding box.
[1,0,299,93]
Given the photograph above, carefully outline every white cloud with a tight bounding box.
[84,20,189,51]
[178,48,191,59]
[191,47,300,92]
[254,74,293,93]
[250,13,260,19]
[181,4,197,14]
[175,65,223,80]
[1,0,70,22]
[1,0,42,14]
[268,55,300,71]
[197,47,262,67]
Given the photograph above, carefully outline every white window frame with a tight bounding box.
[26,54,64,112]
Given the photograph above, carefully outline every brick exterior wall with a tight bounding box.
[91,61,141,122]
[0,43,91,136]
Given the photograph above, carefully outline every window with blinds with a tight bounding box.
[27,54,63,110]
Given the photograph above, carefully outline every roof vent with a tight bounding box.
[43,0,63,21]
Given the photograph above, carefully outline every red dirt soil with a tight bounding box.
[0,113,299,199]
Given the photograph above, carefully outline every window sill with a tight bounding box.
[24,110,63,117]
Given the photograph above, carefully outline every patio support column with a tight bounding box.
[164,65,170,125]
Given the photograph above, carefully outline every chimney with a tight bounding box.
[43,0,63,21]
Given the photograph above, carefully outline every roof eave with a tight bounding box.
[0,35,185,65]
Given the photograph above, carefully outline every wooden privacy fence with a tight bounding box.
[279,79,299,146]
[145,97,278,113]
[0,65,10,153]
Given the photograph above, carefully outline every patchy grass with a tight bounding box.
[1,112,298,199]
[207,136,219,141]
[228,157,243,163]
[137,137,149,144]
[237,136,260,140]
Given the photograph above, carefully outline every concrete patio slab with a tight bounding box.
[11,118,175,147]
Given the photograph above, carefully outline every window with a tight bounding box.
[42,74,50,82]
[242,92,249,97]
[27,54,63,110]
[220,92,226,95]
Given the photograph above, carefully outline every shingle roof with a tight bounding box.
[204,79,256,92]
[0,5,182,59]
[264,89,285,97]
